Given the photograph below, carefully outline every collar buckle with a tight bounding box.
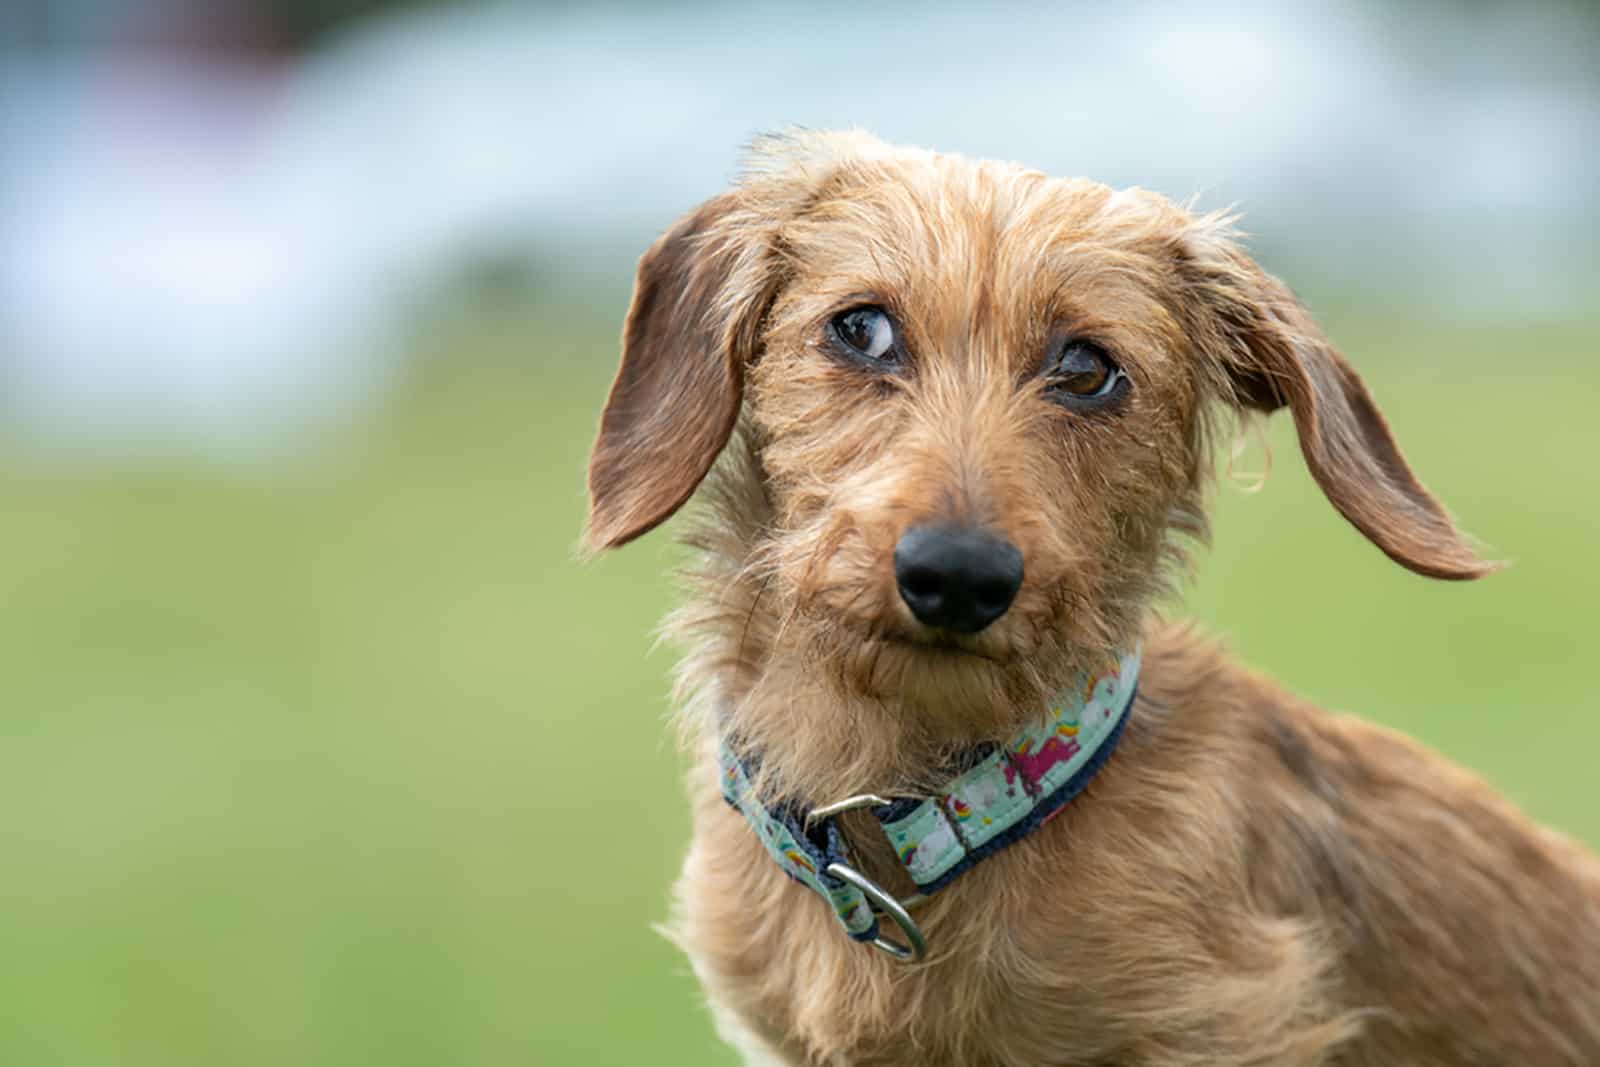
[803,792,896,827]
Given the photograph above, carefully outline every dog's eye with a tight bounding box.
[1046,340,1123,402]
[831,307,898,363]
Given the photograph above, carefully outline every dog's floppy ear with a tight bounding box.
[1178,217,1495,580]
[584,191,773,552]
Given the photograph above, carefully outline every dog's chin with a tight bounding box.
[810,623,1051,737]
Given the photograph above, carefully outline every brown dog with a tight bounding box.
[583,131,1600,1066]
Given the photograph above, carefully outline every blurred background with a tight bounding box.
[1,1,1596,1063]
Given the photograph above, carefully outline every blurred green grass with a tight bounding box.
[0,305,1596,1066]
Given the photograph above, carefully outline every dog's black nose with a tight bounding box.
[893,525,1024,634]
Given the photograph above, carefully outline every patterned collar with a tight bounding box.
[718,646,1141,961]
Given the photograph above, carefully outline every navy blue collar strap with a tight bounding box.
[718,646,1141,962]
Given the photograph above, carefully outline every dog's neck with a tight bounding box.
[715,645,1141,951]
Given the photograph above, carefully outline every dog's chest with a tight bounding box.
[675,797,1145,1066]
[671,739,1373,1067]
[689,907,1100,1065]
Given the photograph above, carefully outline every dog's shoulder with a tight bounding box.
[1129,620,1600,1063]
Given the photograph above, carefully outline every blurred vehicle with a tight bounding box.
[2,0,1595,449]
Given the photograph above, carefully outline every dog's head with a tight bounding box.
[585,131,1490,728]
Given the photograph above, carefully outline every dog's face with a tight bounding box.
[585,132,1489,733]
[739,164,1208,707]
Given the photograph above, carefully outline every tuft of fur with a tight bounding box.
[587,131,1599,1066]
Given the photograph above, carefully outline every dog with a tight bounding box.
[582,131,1600,1066]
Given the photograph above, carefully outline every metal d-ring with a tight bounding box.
[825,861,928,964]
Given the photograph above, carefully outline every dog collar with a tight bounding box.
[718,645,1140,961]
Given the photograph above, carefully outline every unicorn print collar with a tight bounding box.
[718,645,1141,962]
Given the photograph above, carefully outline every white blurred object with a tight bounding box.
[1,0,1595,449]
[0,59,391,449]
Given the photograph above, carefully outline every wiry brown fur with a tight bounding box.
[584,131,1600,1065]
